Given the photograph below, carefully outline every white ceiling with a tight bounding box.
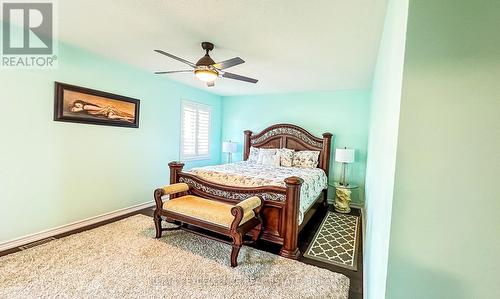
[58,0,388,96]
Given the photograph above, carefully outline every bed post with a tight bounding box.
[280,176,303,259]
[168,161,184,199]
[321,132,333,176]
[243,130,253,160]
[321,133,333,205]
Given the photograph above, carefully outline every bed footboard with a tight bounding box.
[167,161,303,259]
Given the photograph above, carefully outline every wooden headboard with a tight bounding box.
[243,124,333,176]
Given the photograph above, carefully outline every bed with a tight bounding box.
[168,123,333,259]
[188,162,328,224]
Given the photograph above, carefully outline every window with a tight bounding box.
[180,100,211,160]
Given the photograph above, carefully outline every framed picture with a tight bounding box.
[54,82,140,128]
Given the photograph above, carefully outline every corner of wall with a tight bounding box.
[363,0,409,298]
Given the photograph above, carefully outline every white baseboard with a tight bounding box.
[0,201,154,252]
[350,202,365,209]
[327,198,365,210]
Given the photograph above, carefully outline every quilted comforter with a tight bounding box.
[188,161,328,223]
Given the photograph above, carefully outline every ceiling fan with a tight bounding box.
[154,42,258,87]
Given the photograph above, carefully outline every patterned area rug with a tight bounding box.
[303,211,360,270]
[0,215,349,298]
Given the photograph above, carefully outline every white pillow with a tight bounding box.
[261,153,281,166]
[257,148,277,164]
[292,150,320,168]
[247,146,260,163]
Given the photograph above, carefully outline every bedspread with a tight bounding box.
[188,161,327,223]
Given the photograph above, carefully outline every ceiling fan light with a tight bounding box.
[195,69,218,82]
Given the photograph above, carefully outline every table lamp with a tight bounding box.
[222,141,237,163]
[335,147,355,186]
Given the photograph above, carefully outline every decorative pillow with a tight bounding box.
[257,148,277,164]
[277,148,294,167]
[261,153,280,166]
[292,150,320,168]
[248,146,260,163]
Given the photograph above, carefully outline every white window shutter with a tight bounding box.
[197,107,210,156]
[180,101,211,160]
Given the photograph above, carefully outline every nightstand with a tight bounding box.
[330,182,358,214]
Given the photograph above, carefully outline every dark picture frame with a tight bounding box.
[54,82,140,128]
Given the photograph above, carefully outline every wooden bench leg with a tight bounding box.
[231,245,241,267]
[250,223,262,243]
[154,213,162,238]
[231,233,243,267]
[153,188,165,239]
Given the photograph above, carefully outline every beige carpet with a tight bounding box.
[0,215,349,299]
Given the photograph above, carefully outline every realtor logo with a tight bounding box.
[1,0,57,68]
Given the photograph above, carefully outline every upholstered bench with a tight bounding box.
[153,183,263,267]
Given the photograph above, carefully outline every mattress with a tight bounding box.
[188,161,328,224]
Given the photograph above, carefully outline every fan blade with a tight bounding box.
[207,81,215,87]
[154,50,196,68]
[155,70,193,74]
[213,57,244,69]
[222,72,258,83]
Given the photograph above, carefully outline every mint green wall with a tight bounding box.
[363,0,408,298]
[0,42,221,242]
[221,91,370,204]
[386,1,500,298]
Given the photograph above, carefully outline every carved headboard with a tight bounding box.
[243,124,333,176]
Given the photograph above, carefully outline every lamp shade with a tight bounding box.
[222,141,237,153]
[335,148,355,163]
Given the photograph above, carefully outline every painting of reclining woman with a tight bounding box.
[54,82,140,128]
